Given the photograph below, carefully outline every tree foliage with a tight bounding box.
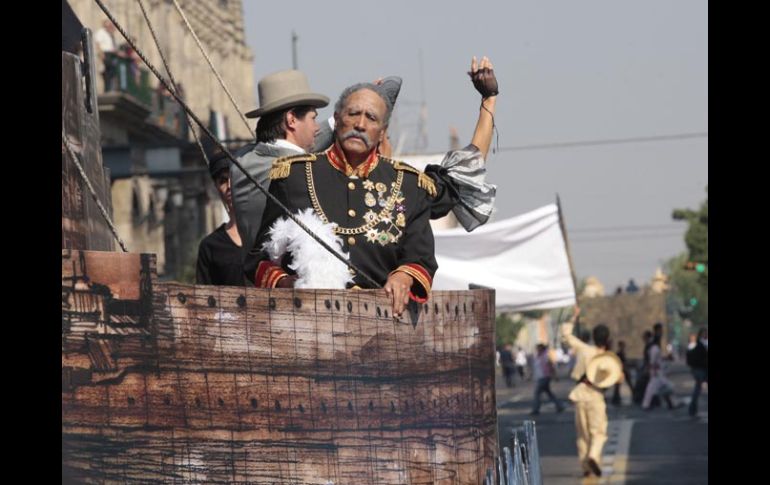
[672,186,708,285]
[664,253,708,326]
[495,313,526,347]
[668,187,708,325]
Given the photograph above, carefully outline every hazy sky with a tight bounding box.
[242,0,707,290]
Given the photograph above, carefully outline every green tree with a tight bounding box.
[496,313,526,347]
[668,187,708,325]
[521,309,545,319]
[664,253,708,326]
[672,186,708,285]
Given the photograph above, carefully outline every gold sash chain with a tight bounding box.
[305,161,404,235]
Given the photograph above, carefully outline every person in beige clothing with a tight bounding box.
[560,307,611,478]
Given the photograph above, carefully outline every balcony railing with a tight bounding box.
[107,56,153,107]
[103,54,189,139]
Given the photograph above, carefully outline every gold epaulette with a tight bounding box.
[382,157,437,197]
[268,153,317,180]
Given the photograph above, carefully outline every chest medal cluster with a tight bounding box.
[306,162,406,246]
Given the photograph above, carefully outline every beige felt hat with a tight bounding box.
[586,351,623,388]
[245,69,329,118]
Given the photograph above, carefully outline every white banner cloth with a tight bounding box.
[433,204,576,311]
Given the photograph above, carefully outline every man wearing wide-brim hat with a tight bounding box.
[560,306,622,478]
[231,69,333,259]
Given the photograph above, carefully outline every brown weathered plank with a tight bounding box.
[62,249,498,483]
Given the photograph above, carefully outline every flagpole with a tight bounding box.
[556,194,581,333]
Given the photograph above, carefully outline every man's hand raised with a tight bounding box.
[468,56,499,98]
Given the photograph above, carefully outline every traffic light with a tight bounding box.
[683,261,707,273]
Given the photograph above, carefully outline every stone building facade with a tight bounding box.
[68,0,256,280]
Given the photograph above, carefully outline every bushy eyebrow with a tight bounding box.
[344,105,380,121]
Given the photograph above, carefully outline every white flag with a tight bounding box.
[433,204,576,311]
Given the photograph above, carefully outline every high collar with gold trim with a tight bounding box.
[326,141,379,178]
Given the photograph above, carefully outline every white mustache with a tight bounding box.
[340,130,371,148]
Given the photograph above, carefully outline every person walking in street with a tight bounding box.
[633,330,654,406]
[499,344,516,387]
[531,343,565,415]
[642,330,682,410]
[560,307,612,478]
[515,347,528,381]
[611,340,634,406]
[686,328,708,417]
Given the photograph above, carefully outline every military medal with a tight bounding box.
[376,231,391,246]
[363,180,375,191]
[375,182,387,193]
[364,192,377,207]
[396,213,406,227]
[363,209,378,223]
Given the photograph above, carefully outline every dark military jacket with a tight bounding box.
[245,144,437,300]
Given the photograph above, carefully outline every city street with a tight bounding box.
[496,361,708,484]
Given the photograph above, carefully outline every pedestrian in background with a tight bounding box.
[531,343,565,415]
[499,344,516,388]
[611,340,634,406]
[686,328,708,417]
[642,330,682,410]
[515,347,528,381]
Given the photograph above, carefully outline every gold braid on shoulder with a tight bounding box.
[380,156,437,197]
[269,153,317,180]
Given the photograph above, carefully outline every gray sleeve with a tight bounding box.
[440,144,497,231]
[231,148,273,258]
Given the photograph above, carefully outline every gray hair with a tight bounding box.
[334,83,393,126]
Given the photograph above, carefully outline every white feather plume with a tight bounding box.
[262,208,354,289]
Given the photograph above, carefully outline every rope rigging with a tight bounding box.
[62,131,129,253]
[136,0,211,171]
[169,0,254,138]
[92,0,382,288]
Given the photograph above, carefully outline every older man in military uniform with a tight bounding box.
[232,58,499,265]
[245,82,437,317]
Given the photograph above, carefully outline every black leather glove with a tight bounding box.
[469,68,499,98]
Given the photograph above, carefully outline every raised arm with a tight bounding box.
[560,306,591,354]
[468,56,499,160]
